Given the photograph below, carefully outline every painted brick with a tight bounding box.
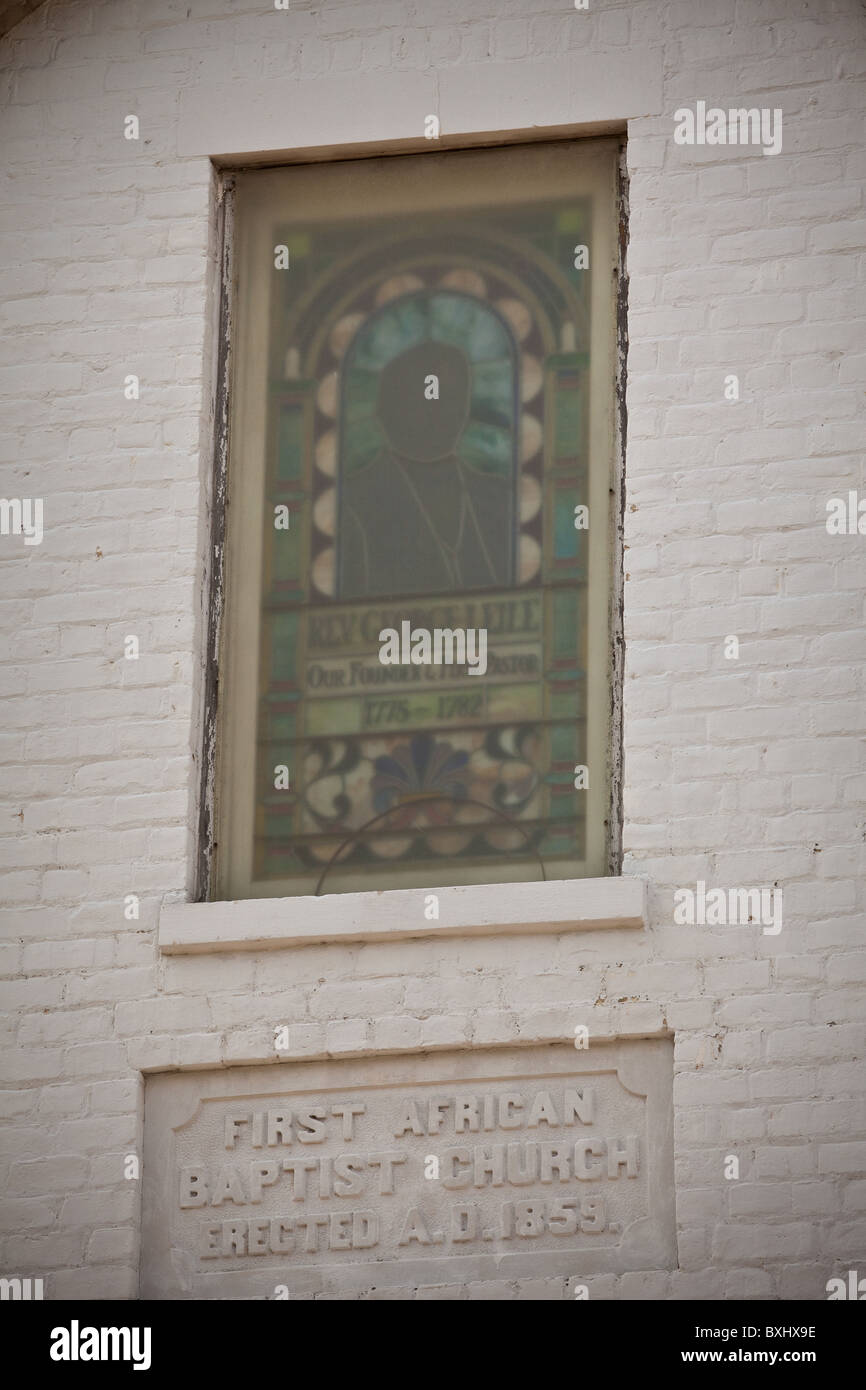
[0,0,863,1305]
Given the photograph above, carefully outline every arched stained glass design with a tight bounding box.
[337,291,517,598]
[216,140,618,899]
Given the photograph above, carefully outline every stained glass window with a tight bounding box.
[215,140,619,899]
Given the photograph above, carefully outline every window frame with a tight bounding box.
[199,135,626,904]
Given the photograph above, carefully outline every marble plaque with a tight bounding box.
[141,1040,674,1298]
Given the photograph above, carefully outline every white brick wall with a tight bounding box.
[1,0,864,1299]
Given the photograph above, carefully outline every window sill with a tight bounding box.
[158,876,646,954]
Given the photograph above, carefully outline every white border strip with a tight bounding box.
[159,876,647,954]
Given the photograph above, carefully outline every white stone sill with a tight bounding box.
[158,877,646,954]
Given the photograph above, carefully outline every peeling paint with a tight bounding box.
[608,138,629,878]
[195,174,235,903]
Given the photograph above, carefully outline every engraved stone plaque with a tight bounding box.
[141,1040,674,1298]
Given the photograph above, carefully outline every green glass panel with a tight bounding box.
[271,613,298,683]
[272,523,301,585]
[354,297,430,371]
[342,419,385,476]
[552,590,578,660]
[459,421,513,475]
[277,405,303,481]
[550,689,582,719]
[551,724,574,763]
[554,488,579,561]
[267,712,296,744]
[430,292,511,361]
[343,367,380,417]
[554,383,582,457]
[471,358,515,428]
